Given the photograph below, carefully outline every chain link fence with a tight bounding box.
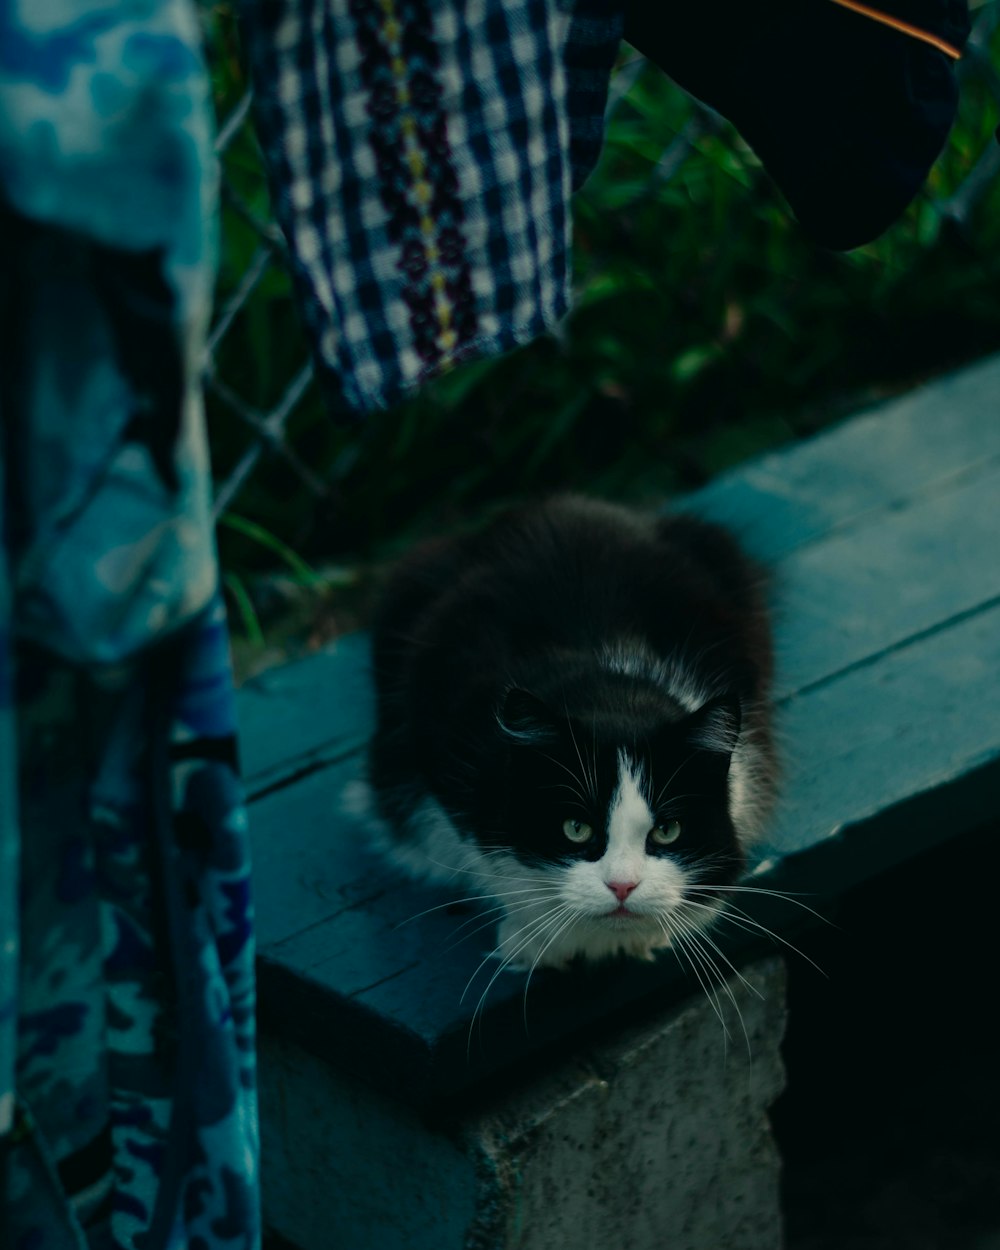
[201,2,1000,602]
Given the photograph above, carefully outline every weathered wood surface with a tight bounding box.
[241,354,1000,1106]
[261,959,787,1250]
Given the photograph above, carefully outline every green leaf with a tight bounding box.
[219,513,319,584]
[223,572,264,645]
[671,345,719,383]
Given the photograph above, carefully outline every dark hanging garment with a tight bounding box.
[624,0,971,250]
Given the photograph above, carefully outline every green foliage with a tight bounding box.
[218,512,321,585]
[222,571,264,646]
[201,2,1000,597]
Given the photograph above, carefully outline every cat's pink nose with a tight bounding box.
[607,881,638,902]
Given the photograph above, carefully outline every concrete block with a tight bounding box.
[260,957,787,1250]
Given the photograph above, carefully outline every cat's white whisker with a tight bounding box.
[589,717,601,809]
[687,883,832,925]
[563,716,595,808]
[421,853,550,886]
[464,904,578,1054]
[445,894,566,951]
[543,783,593,811]
[669,914,752,1059]
[461,903,568,1009]
[653,792,701,810]
[675,909,763,1002]
[684,928,754,1062]
[688,899,828,977]
[538,749,591,804]
[661,918,731,1040]
[653,751,702,810]
[443,908,513,951]
[396,885,565,930]
[521,909,582,1029]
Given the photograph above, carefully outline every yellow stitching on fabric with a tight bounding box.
[828,0,963,58]
[378,0,459,363]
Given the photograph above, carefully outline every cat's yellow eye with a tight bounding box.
[650,820,682,846]
[562,818,593,844]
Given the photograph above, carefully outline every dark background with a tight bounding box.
[776,819,1000,1250]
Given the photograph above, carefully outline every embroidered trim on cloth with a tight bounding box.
[351,0,478,372]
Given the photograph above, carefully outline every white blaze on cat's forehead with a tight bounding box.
[605,754,655,860]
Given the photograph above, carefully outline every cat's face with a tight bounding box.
[463,690,746,967]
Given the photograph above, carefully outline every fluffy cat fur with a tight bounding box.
[360,495,777,971]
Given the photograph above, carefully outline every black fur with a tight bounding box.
[367,495,776,889]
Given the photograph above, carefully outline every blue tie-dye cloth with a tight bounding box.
[0,3,259,1247]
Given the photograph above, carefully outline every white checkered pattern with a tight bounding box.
[241,0,622,417]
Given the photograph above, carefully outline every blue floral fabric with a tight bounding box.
[0,3,259,1247]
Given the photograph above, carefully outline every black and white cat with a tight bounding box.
[361,495,777,971]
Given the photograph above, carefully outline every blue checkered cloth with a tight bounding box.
[241,0,622,417]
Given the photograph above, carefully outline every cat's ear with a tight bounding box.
[498,688,560,745]
[685,694,742,757]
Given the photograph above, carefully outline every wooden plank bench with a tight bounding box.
[240,355,1000,1250]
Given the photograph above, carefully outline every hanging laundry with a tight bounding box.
[0,3,260,1246]
[242,0,969,418]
